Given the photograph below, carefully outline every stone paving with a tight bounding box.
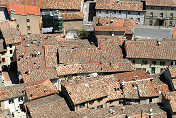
[134,25,174,39]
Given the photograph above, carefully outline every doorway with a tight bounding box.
[159,20,164,26]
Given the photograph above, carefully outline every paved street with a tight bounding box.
[134,26,174,39]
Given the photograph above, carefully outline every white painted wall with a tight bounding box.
[4,97,24,113]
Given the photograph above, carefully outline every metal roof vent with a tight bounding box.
[157,40,161,46]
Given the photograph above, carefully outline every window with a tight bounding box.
[160,68,164,73]
[27,19,30,22]
[150,12,153,17]
[137,18,140,22]
[170,13,173,18]
[151,61,156,65]
[119,11,121,14]
[143,68,146,72]
[89,101,94,105]
[161,7,163,10]
[142,60,147,65]
[132,60,135,64]
[171,62,174,66]
[150,20,153,26]
[138,12,141,15]
[97,98,103,102]
[27,26,30,30]
[151,68,155,74]
[10,50,13,54]
[114,11,116,14]
[9,99,14,104]
[128,11,131,14]
[99,10,101,13]
[160,13,163,17]
[171,8,174,10]
[2,58,5,62]
[114,88,119,91]
[169,21,173,26]
[18,97,23,102]
[119,100,123,104]
[9,44,12,48]
[97,105,103,109]
[136,68,142,70]
[160,61,165,66]
[149,98,152,103]
[106,11,108,14]
[79,103,85,108]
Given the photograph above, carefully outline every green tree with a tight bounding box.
[80,30,88,39]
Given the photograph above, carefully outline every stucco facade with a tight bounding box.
[10,14,41,35]
[1,44,17,71]
[145,6,176,27]
[0,96,25,113]
[96,10,145,25]
[129,58,175,75]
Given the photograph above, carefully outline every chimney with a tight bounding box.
[149,108,153,118]
[157,40,161,46]
[133,76,138,81]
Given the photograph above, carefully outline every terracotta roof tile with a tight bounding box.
[6,4,40,15]
[96,0,143,11]
[0,21,21,44]
[165,91,176,112]
[94,17,135,34]
[62,78,108,105]
[146,0,176,7]
[0,40,6,52]
[25,79,57,100]
[59,12,84,20]
[1,0,82,10]
[173,23,176,39]
[61,103,166,118]
[24,68,58,83]
[126,40,176,60]
[137,80,159,98]
[25,94,70,118]
[0,84,25,101]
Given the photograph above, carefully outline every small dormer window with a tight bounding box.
[9,99,14,104]
[9,44,12,48]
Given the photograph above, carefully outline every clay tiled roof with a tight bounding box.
[0,21,21,44]
[94,17,135,34]
[25,94,70,118]
[146,0,176,7]
[0,0,82,10]
[25,79,57,100]
[173,23,176,39]
[113,70,151,82]
[6,4,40,15]
[165,91,176,112]
[16,34,60,72]
[0,84,25,101]
[168,66,176,78]
[137,80,159,98]
[126,40,176,60]
[172,79,176,90]
[62,78,108,105]
[57,63,133,76]
[23,68,58,83]
[59,12,84,20]
[0,39,6,53]
[123,82,139,99]
[61,103,166,118]
[0,109,11,118]
[96,0,143,11]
